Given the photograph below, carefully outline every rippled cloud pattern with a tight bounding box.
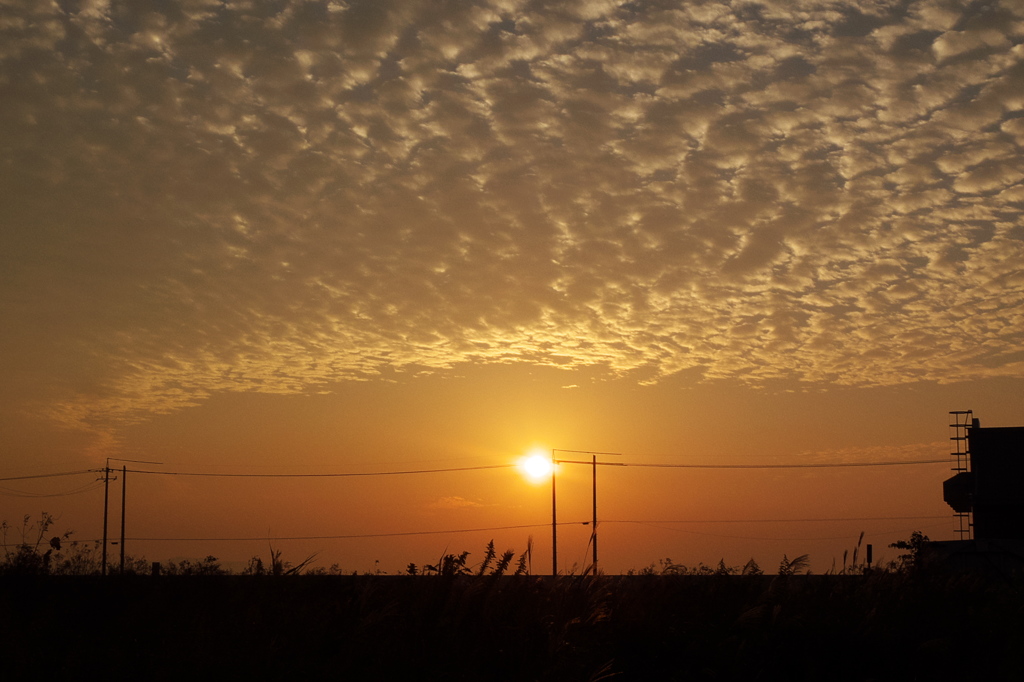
[2,0,1023,431]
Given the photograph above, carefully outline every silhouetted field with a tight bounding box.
[3,572,1023,681]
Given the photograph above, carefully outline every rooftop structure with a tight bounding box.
[943,412,1024,541]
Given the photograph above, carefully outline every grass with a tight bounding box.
[4,520,1022,680]
[2,570,1023,681]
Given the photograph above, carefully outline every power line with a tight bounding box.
[617,520,952,543]
[120,521,589,542]
[0,469,97,482]
[123,459,946,478]
[558,459,949,469]
[109,515,948,543]
[605,515,949,525]
[0,481,105,498]
[124,464,518,478]
[2,458,948,485]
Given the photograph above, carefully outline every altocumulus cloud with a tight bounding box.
[1,0,1023,435]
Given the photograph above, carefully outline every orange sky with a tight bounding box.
[5,365,1021,573]
[2,0,1024,574]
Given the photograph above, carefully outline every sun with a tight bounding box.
[520,451,553,481]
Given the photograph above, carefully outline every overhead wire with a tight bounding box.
[2,461,954,550]
[615,519,952,542]
[0,480,106,498]
[118,458,947,478]
[119,521,589,542]
[605,515,949,524]
[557,459,949,468]
[108,516,949,544]
[123,464,519,477]
[1,458,948,485]
[0,469,98,482]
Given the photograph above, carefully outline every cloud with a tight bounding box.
[1,0,1022,437]
[429,496,483,510]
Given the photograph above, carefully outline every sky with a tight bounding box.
[2,0,1023,574]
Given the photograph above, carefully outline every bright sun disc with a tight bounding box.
[521,453,553,480]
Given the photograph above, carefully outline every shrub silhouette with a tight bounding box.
[244,546,319,575]
[0,513,69,575]
[889,530,930,573]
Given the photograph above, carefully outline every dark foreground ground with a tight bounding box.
[2,572,1023,681]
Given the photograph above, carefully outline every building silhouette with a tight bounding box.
[929,412,1024,572]
[943,415,1024,540]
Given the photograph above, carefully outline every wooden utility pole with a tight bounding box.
[102,463,110,576]
[592,453,598,575]
[119,465,126,573]
[551,452,558,576]
[100,458,162,576]
[551,449,623,577]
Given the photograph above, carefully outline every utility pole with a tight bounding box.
[551,449,623,577]
[592,453,598,575]
[119,465,126,574]
[99,457,162,576]
[101,462,110,576]
[551,450,557,576]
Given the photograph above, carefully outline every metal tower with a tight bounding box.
[949,410,973,539]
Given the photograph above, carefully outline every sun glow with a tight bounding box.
[520,451,553,481]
